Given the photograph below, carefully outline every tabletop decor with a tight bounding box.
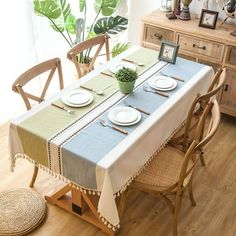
[115,67,138,94]
[199,9,219,29]
[158,40,179,64]
[179,0,192,20]
[222,0,236,36]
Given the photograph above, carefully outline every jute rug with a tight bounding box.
[0,188,47,236]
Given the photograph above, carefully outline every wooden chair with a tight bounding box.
[12,57,64,187]
[130,99,221,236]
[67,34,110,78]
[169,67,226,166]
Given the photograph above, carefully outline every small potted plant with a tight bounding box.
[115,67,138,94]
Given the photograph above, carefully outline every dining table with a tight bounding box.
[9,45,214,235]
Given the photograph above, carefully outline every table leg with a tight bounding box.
[45,184,117,236]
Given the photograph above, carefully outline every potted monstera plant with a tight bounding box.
[115,67,138,94]
[33,0,129,63]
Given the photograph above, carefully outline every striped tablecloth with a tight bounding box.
[9,46,214,228]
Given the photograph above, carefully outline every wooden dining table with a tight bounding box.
[9,46,214,235]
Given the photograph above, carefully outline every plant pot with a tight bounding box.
[78,62,93,76]
[118,80,135,94]
[76,55,94,77]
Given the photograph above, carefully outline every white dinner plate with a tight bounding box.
[109,61,136,74]
[148,76,177,91]
[62,90,93,107]
[108,106,141,126]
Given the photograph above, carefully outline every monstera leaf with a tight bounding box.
[51,0,73,33]
[93,16,128,34]
[34,0,61,19]
[34,0,74,33]
[94,0,118,16]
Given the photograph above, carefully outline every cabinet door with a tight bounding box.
[143,24,174,47]
[220,69,236,117]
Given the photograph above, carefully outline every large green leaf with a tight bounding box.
[59,0,71,20]
[51,0,72,32]
[79,0,86,12]
[111,42,129,58]
[34,0,61,19]
[94,16,128,34]
[94,0,118,16]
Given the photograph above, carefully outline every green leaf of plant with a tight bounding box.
[94,0,119,16]
[111,42,129,58]
[34,0,61,19]
[65,14,76,34]
[59,0,71,20]
[79,0,86,12]
[49,0,73,33]
[93,16,128,34]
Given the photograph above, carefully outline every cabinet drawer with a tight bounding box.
[177,34,224,61]
[226,46,236,66]
[143,25,174,46]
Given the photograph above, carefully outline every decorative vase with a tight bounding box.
[118,80,135,94]
[174,0,181,15]
[179,5,191,20]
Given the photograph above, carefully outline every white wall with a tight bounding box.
[0,0,37,124]
[127,0,160,45]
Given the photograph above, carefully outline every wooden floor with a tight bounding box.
[1,114,236,236]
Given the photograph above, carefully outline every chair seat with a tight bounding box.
[133,145,193,192]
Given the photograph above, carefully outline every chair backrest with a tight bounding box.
[181,68,226,149]
[12,57,64,110]
[195,99,221,150]
[177,99,221,192]
[67,34,110,78]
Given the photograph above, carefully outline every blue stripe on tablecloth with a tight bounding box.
[61,57,205,189]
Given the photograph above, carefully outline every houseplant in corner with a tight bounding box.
[33,0,129,64]
[115,67,138,94]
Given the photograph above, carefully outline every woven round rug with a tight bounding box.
[0,188,47,236]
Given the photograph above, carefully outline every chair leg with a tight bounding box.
[172,194,182,236]
[29,165,38,188]
[188,176,196,207]
[199,149,206,167]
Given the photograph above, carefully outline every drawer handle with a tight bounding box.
[193,44,206,50]
[154,33,163,40]
[224,84,229,92]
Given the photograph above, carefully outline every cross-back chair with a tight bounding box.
[67,34,110,78]
[169,67,226,166]
[130,99,221,236]
[12,57,64,187]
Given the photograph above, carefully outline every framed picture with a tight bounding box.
[199,9,219,29]
[158,41,179,64]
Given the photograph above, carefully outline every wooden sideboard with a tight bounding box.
[141,9,236,117]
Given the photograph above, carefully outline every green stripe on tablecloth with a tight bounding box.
[16,78,118,167]
[16,47,158,167]
[124,47,158,74]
